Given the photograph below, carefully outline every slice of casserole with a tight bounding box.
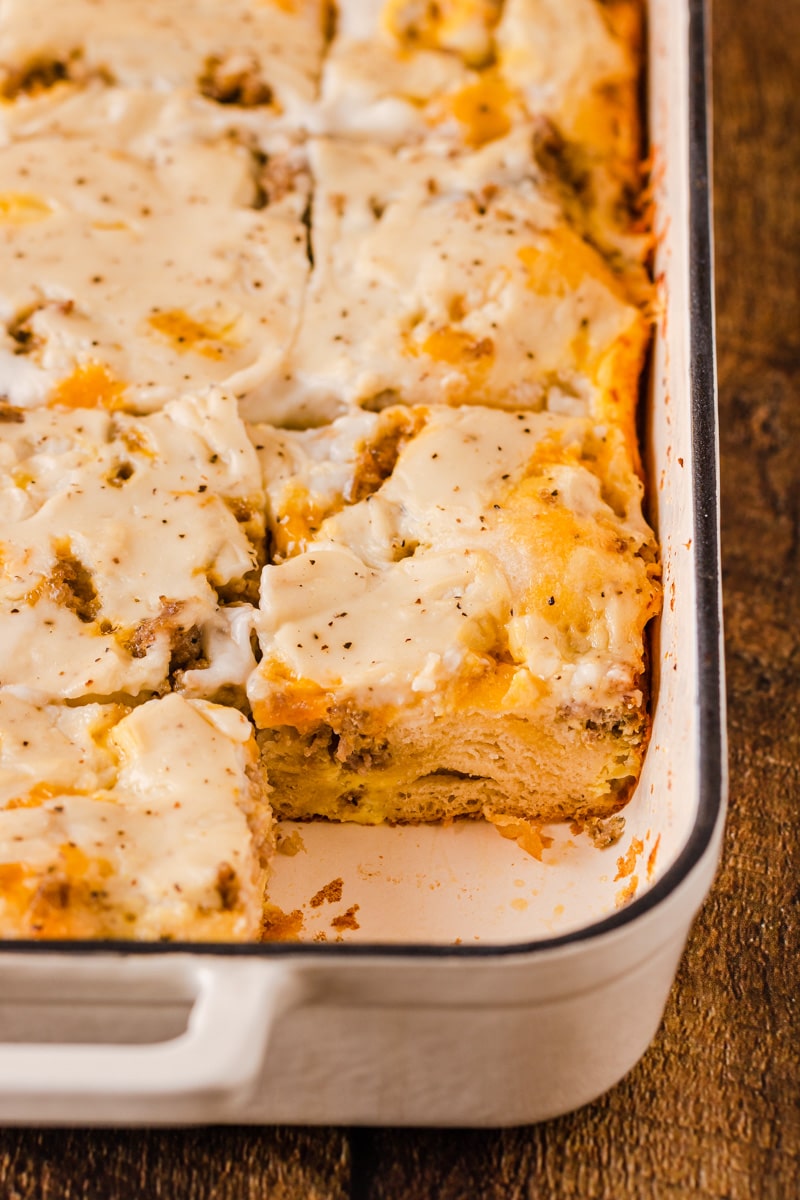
[496,0,648,282]
[249,136,648,471]
[0,690,271,941]
[247,404,660,824]
[0,391,262,702]
[319,0,502,146]
[0,0,328,135]
[319,0,648,284]
[0,117,309,413]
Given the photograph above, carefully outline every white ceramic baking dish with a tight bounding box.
[0,0,725,1127]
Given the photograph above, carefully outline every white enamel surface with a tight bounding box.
[0,956,302,1124]
[0,0,725,1126]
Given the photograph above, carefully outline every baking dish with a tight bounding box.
[0,0,725,1127]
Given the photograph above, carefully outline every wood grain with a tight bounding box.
[0,0,797,1196]
[0,1128,351,1200]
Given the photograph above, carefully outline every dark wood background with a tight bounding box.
[1,0,798,1195]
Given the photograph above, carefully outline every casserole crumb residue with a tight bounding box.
[309,877,345,907]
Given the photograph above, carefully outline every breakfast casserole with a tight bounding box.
[0,0,659,940]
[254,134,649,461]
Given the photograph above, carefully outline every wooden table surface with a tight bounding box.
[1,0,798,1195]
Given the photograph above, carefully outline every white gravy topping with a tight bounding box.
[0,0,326,130]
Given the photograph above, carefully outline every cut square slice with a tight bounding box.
[252,137,648,461]
[319,0,504,143]
[247,404,660,825]
[495,0,648,278]
[0,390,262,702]
[0,122,309,412]
[320,1,649,285]
[0,690,271,941]
[0,0,328,135]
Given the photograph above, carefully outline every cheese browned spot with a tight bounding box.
[198,53,277,110]
[0,691,272,942]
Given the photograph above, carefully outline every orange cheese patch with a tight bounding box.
[0,844,115,939]
[4,783,75,811]
[251,667,334,732]
[147,309,239,359]
[419,326,494,369]
[0,192,53,224]
[518,229,628,301]
[446,74,514,148]
[593,324,650,470]
[272,483,336,559]
[49,362,127,411]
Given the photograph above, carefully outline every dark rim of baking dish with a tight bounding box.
[1,0,724,964]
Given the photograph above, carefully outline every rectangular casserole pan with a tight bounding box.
[0,0,726,1127]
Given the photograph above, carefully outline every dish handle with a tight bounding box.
[0,958,303,1124]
